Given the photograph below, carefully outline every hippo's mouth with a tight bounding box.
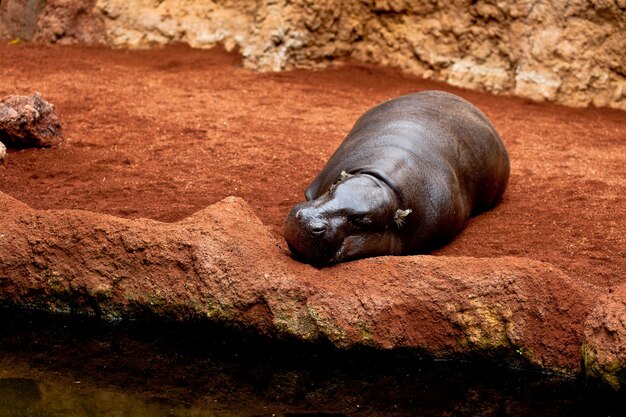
[286,239,341,266]
[330,234,367,264]
[330,240,347,263]
[288,232,385,265]
[287,236,347,266]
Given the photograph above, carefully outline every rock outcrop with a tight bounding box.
[0,0,103,44]
[32,0,105,44]
[584,283,626,391]
[0,0,43,41]
[1,0,624,110]
[0,93,64,148]
[93,0,252,51]
[1,190,623,389]
[241,0,626,110]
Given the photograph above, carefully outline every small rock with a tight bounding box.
[0,141,6,164]
[0,92,64,148]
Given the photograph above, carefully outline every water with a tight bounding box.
[0,310,623,417]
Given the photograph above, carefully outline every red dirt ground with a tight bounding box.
[0,43,624,288]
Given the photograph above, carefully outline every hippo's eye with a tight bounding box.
[351,216,373,228]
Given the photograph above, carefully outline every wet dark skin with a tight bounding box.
[286,174,402,264]
[284,90,510,265]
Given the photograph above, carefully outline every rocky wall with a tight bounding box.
[245,0,626,109]
[261,0,626,109]
[0,0,41,41]
[0,0,104,44]
[2,0,624,110]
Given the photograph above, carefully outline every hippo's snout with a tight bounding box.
[284,203,344,264]
[294,207,328,234]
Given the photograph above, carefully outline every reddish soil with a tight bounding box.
[0,42,624,288]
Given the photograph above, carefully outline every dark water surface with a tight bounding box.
[0,309,623,417]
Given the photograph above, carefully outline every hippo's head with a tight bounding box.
[284,172,413,265]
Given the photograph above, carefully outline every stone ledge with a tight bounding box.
[0,191,622,389]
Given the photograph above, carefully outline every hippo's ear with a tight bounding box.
[339,170,353,181]
[329,170,353,193]
[393,208,412,227]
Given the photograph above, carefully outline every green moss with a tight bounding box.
[204,295,230,320]
[582,344,625,391]
[101,308,123,321]
[272,302,347,345]
[92,286,114,302]
[359,326,374,343]
[273,305,318,340]
[453,301,512,351]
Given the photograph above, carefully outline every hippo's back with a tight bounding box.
[306,90,510,215]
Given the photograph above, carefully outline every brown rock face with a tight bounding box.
[90,0,626,111]
[0,190,601,378]
[0,0,43,40]
[0,93,64,148]
[584,283,626,391]
[0,0,103,44]
[241,0,626,110]
[1,0,624,109]
[0,0,42,40]
[32,0,104,44]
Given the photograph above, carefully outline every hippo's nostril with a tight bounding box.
[310,223,327,234]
